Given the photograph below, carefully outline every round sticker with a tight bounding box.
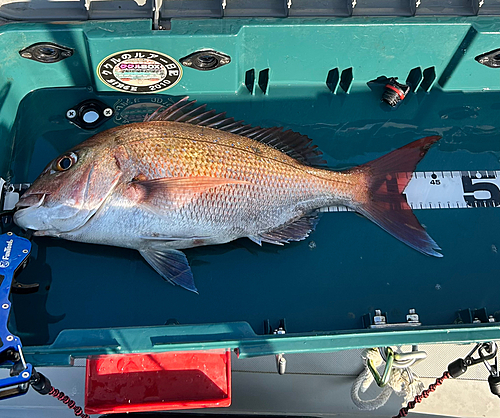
[97,50,182,93]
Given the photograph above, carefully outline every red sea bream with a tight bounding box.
[14,98,442,292]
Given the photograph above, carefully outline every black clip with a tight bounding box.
[448,342,497,378]
[466,342,497,367]
[475,343,500,398]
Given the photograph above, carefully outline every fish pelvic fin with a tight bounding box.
[348,136,442,257]
[139,247,198,293]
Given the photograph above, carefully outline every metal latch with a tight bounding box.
[362,309,421,329]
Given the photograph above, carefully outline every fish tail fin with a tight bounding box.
[349,136,442,257]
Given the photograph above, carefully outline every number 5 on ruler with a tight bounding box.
[461,172,500,208]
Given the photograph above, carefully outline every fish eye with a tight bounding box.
[54,152,77,172]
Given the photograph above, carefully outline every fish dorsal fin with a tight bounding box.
[252,212,320,246]
[144,97,326,166]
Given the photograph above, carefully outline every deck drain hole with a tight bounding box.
[340,67,353,93]
[326,68,340,93]
[258,68,269,94]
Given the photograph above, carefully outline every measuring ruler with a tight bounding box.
[320,170,500,212]
[3,172,500,212]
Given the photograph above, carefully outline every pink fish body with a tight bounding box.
[14,98,441,292]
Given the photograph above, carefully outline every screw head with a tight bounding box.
[182,61,192,66]
[21,52,32,58]
[22,371,30,379]
[103,108,113,117]
[66,109,76,119]
[2,303,9,309]
[6,335,13,341]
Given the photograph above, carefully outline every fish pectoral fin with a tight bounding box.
[139,247,198,293]
[140,234,210,241]
[132,176,251,214]
[257,212,320,245]
[133,176,250,194]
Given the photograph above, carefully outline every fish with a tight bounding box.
[14,97,442,293]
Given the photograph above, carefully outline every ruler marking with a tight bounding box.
[318,170,500,212]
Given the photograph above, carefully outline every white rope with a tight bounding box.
[351,348,424,411]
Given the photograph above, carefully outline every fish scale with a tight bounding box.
[122,126,336,215]
[14,98,442,293]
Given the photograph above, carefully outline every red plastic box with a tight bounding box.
[85,349,231,414]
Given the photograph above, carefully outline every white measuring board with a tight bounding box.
[319,170,500,212]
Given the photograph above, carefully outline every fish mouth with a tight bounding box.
[15,193,48,210]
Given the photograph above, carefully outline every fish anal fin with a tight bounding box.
[143,97,326,167]
[247,235,262,246]
[257,212,320,245]
[139,247,198,293]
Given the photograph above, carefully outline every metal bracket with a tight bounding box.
[0,233,33,399]
[457,307,496,324]
[19,43,73,64]
[362,309,421,329]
